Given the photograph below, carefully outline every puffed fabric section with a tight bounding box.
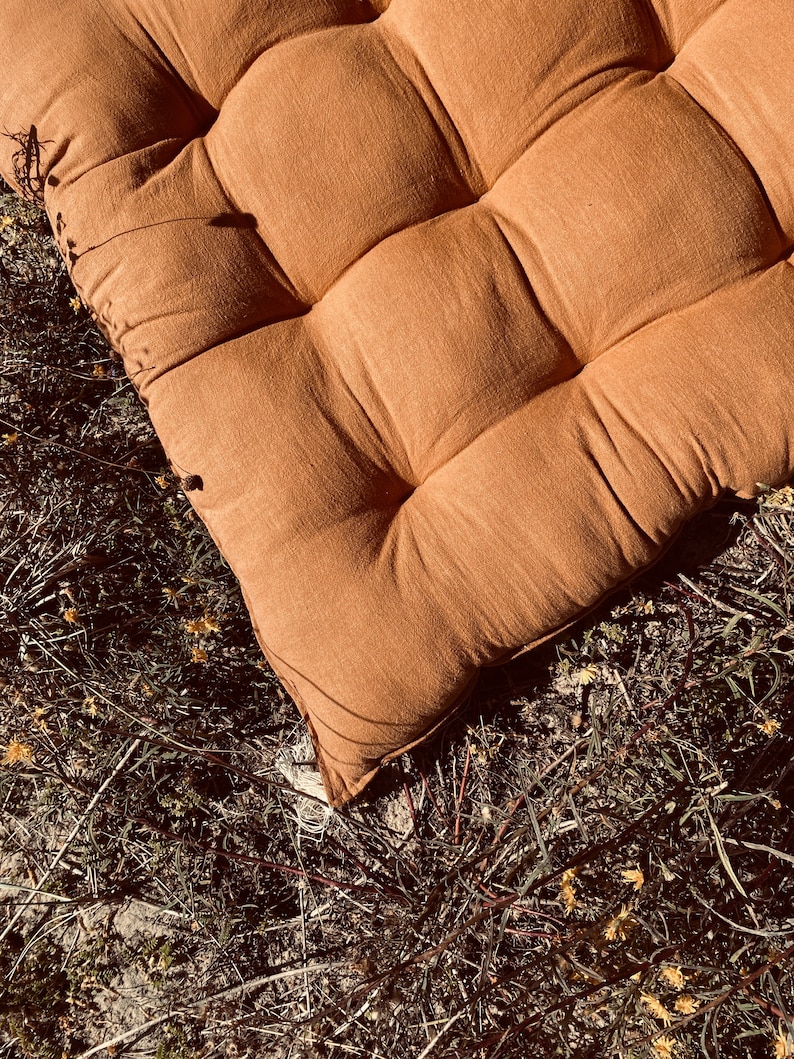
[2,0,793,804]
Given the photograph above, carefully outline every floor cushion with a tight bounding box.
[2,0,793,804]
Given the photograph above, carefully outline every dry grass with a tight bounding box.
[1,183,793,1059]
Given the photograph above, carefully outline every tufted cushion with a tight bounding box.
[2,0,793,804]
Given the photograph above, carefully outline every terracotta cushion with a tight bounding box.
[2,0,793,803]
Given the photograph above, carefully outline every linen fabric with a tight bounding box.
[2,0,793,804]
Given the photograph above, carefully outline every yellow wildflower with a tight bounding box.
[2,432,18,445]
[186,614,221,636]
[674,995,698,1015]
[70,296,82,314]
[641,993,673,1026]
[31,707,49,733]
[191,647,208,663]
[92,363,106,378]
[652,1036,676,1058]
[604,904,634,941]
[659,966,687,991]
[560,867,579,914]
[758,717,781,736]
[62,607,80,623]
[3,739,34,765]
[155,475,170,490]
[0,215,14,230]
[575,663,599,686]
[83,696,99,717]
[622,866,645,890]
[603,919,625,942]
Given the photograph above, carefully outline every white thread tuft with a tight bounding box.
[276,732,333,840]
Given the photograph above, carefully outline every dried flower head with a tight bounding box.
[3,739,34,765]
[559,867,579,914]
[31,707,49,733]
[604,904,635,942]
[186,614,221,636]
[757,717,781,736]
[674,995,698,1015]
[652,1036,676,1058]
[641,992,673,1026]
[659,966,687,991]
[575,663,599,686]
[622,866,645,890]
[83,696,100,717]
